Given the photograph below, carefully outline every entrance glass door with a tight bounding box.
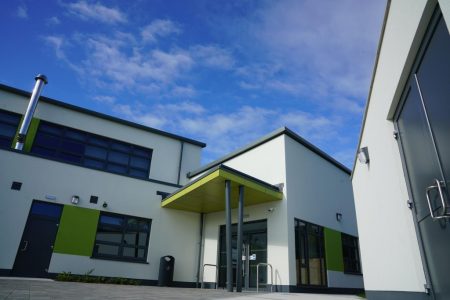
[218,220,267,290]
[395,12,450,300]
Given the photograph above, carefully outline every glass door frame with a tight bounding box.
[217,219,267,290]
[294,218,327,287]
[392,7,446,297]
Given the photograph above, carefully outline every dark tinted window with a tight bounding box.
[0,109,21,149]
[30,201,62,219]
[31,121,152,179]
[93,212,151,263]
[295,219,326,286]
[342,233,362,274]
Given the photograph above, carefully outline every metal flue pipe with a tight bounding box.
[15,74,48,150]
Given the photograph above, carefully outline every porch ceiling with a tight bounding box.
[161,165,283,213]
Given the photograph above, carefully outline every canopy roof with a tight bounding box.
[161,165,283,213]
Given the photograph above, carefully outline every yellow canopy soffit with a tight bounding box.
[161,167,283,213]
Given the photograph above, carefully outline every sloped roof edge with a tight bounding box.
[188,126,350,178]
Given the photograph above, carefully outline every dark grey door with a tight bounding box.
[12,201,62,277]
[396,13,450,300]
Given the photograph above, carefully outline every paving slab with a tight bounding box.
[0,278,363,300]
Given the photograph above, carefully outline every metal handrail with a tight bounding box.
[256,263,273,293]
[201,264,218,289]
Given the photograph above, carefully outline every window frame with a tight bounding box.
[31,120,153,180]
[341,233,362,275]
[294,218,327,287]
[92,212,152,263]
[0,109,21,149]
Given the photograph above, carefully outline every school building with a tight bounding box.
[0,77,362,293]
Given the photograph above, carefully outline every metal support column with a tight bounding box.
[235,185,244,292]
[225,180,233,292]
[196,213,204,288]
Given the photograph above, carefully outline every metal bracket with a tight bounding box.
[407,200,413,209]
[393,131,399,140]
[424,283,431,294]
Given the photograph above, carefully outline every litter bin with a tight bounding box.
[158,255,175,286]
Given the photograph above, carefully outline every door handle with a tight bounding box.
[20,241,28,251]
[426,179,450,220]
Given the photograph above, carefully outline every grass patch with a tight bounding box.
[357,292,366,298]
[55,269,140,285]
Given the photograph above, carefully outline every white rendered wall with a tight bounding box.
[201,136,290,288]
[0,149,200,282]
[0,90,202,186]
[351,0,444,293]
[179,143,202,185]
[284,135,362,288]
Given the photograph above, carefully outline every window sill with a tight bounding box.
[90,256,149,264]
[296,284,328,288]
[343,271,363,276]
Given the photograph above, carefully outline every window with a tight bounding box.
[92,212,151,263]
[31,121,153,179]
[295,219,327,286]
[341,233,361,274]
[0,109,21,149]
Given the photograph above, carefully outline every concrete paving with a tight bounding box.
[0,278,363,300]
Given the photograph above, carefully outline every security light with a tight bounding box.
[336,213,342,222]
[71,195,80,205]
[358,147,370,164]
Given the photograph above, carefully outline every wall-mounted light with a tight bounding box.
[102,201,108,208]
[357,147,370,164]
[336,213,342,222]
[71,195,80,205]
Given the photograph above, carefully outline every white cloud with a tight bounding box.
[43,35,83,74]
[141,19,181,43]
[170,85,197,98]
[230,0,385,112]
[78,35,193,90]
[191,45,235,70]
[46,16,61,25]
[332,98,365,115]
[156,102,205,115]
[280,111,338,143]
[44,36,65,59]
[16,5,28,19]
[66,1,126,24]
[48,26,239,96]
[93,95,116,104]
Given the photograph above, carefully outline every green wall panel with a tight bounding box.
[54,205,99,256]
[324,228,344,272]
[23,118,40,152]
[11,117,40,152]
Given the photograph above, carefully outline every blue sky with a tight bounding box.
[1,0,386,167]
